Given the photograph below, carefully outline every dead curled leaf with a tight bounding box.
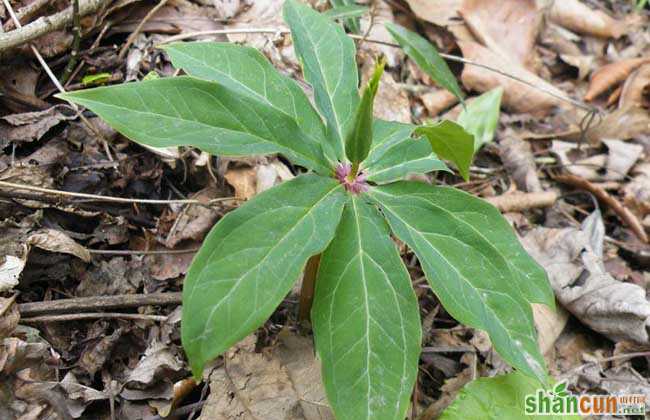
[542,0,626,39]
[498,136,542,192]
[522,211,650,344]
[27,229,91,263]
[584,57,650,101]
[623,163,650,219]
[619,63,650,109]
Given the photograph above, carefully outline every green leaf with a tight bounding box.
[363,120,449,183]
[182,174,347,377]
[328,0,362,33]
[386,23,464,103]
[284,0,359,161]
[370,182,552,384]
[163,42,329,161]
[457,87,503,151]
[81,72,111,86]
[312,197,421,420]
[345,59,385,164]
[414,120,475,181]
[441,373,580,420]
[324,4,367,22]
[58,77,330,174]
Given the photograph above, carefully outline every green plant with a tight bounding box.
[60,1,554,419]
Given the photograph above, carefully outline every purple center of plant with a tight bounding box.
[335,163,369,194]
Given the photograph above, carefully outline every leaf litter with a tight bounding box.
[0,0,649,418]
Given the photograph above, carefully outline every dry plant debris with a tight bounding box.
[0,0,649,418]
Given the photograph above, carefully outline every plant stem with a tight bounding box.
[60,0,80,84]
[298,254,321,323]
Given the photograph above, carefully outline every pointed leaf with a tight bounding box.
[58,77,330,173]
[284,0,359,161]
[457,87,503,151]
[363,119,449,183]
[414,120,474,181]
[386,23,464,102]
[370,182,552,383]
[324,4,368,22]
[182,175,347,377]
[164,42,329,159]
[345,59,385,164]
[441,373,580,420]
[313,197,421,420]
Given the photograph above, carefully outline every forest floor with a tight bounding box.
[0,0,649,419]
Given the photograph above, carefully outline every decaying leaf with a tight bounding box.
[421,89,460,116]
[623,163,650,219]
[532,303,568,355]
[602,139,643,181]
[543,0,626,39]
[199,332,333,420]
[121,341,185,401]
[406,0,463,27]
[0,255,25,293]
[27,229,91,263]
[458,40,564,115]
[225,159,294,201]
[522,211,650,344]
[460,0,541,69]
[165,187,221,248]
[619,63,650,109]
[0,107,69,148]
[499,136,542,192]
[584,57,650,101]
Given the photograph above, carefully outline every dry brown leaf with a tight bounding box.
[458,40,564,115]
[121,341,184,401]
[619,63,650,109]
[406,0,463,27]
[360,0,403,67]
[460,0,541,69]
[0,255,24,292]
[623,163,650,218]
[27,229,91,262]
[0,107,69,149]
[421,89,460,117]
[199,333,333,420]
[543,0,625,39]
[361,60,411,123]
[224,160,293,201]
[585,105,650,143]
[602,139,643,181]
[0,295,19,340]
[522,211,650,344]
[532,303,569,355]
[164,187,221,248]
[584,57,650,101]
[499,136,542,192]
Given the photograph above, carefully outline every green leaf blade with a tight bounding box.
[312,197,421,420]
[345,59,385,164]
[414,120,474,181]
[457,87,504,151]
[182,174,347,377]
[284,0,359,161]
[386,23,464,102]
[441,373,580,420]
[58,77,330,173]
[363,119,450,183]
[370,182,551,384]
[324,3,367,23]
[163,42,329,160]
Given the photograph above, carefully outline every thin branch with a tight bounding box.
[21,312,169,323]
[0,0,107,52]
[18,292,182,316]
[0,180,237,205]
[157,28,594,112]
[88,248,199,255]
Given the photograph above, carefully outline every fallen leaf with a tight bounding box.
[499,136,542,192]
[458,40,565,115]
[543,0,626,39]
[602,139,643,181]
[406,0,463,27]
[619,63,650,109]
[359,0,403,67]
[584,57,650,101]
[0,107,69,149]
[585,105,650,144]
[460,0,541,69]
[532,303,568,355]
[623,163,650,218]
[199,333,333,420]
[0,255,25,293]
[421,89,460,116]
[361,59,412,123]
[27,229,91,262]
[121,341,184,401]
[0,295,19,340]
[522,210,650,344]
[164,187,221,248]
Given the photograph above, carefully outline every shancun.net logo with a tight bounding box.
[525,382,647,416]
